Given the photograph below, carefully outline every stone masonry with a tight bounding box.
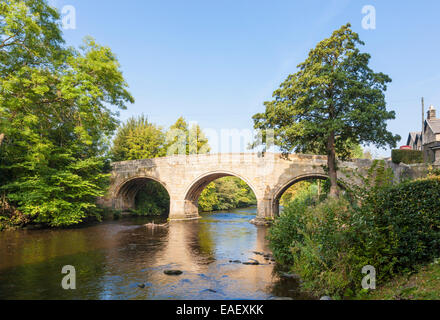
[98,153,430,221]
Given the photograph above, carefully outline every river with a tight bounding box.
[0,207,311,300]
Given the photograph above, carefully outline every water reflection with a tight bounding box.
[0,207,311,300]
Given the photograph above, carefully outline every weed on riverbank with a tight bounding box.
[365,259,440,300]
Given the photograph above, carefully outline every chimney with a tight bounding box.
[427,105,436,120]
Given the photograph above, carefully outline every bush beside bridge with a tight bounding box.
[268,175,440,298]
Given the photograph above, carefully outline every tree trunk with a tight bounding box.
[0,133,4,146]
[327,132,339,197]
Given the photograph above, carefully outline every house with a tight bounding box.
[406,132,422,150]
[422,105,440,163]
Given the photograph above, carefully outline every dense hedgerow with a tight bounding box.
[392,149,423,164]
[269,173,440,298]
[365,177,440,269]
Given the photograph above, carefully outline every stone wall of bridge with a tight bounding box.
[98,153,431,221]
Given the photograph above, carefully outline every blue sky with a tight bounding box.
[50,0,440,157]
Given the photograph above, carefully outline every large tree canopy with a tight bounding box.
[0,0,133,227]
[252,23,400,196]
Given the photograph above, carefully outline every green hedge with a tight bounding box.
[392,149,423,164]
[268,177,440,297]
[365,177,440,269]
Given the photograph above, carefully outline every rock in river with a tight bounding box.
[279,272,301,280]
[164,270,183,276]
[242,259,260,265]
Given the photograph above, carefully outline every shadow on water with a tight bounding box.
[0,207,312,300]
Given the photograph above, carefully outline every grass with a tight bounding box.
[364,259,440,300]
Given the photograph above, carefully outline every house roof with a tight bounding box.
[427,119,440,134]
[407,132,421,145]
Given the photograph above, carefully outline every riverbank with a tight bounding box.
[363,260,440,300]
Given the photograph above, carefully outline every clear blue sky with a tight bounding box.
[50,0,440,157]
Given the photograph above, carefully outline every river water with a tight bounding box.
[0,207,311,300]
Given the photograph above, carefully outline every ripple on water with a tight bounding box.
[0,207,312,300]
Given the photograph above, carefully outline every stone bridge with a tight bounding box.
[99,153,426,221]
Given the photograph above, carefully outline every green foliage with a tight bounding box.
[362,177,440,270]
[366,260,440,300]
[269,160,440,297]
[198,177,257,212]
[268,186,320,266]
[252,23,399,195]
[198,183,218,212]
[0,0,133,227]
[280,180,329,206]
[392,149,424,164]
[133,180,169,216]
[166,117,210,155]
[346,159,395,201]
[348,142,364,159]
[289,197,361,298]
[111,115,166,161]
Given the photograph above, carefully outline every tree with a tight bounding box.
[0,0,133,227]
[198,177,257,212]
[198,183,218,212]
[166,117,210,155]
[252,24,400,197]
[111,115,166,161]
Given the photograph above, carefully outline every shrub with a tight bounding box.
[363,177,440,270]
[269,176,440,298]
[268,184,326,266]
[392,149,423,164]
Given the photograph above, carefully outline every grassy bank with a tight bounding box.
[365,260,440,300]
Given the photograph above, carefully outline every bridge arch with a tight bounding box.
[271,173,349,217]
[183,170,259,218]
[113,176,170,213]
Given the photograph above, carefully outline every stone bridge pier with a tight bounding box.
[98,153,425,221]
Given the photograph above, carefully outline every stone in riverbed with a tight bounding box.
[320,296,332,300]
[229,260,241,264]
[242,259,260,265]
[202,289,217,293]
[279,272,301,280]
[164,270,183,276]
